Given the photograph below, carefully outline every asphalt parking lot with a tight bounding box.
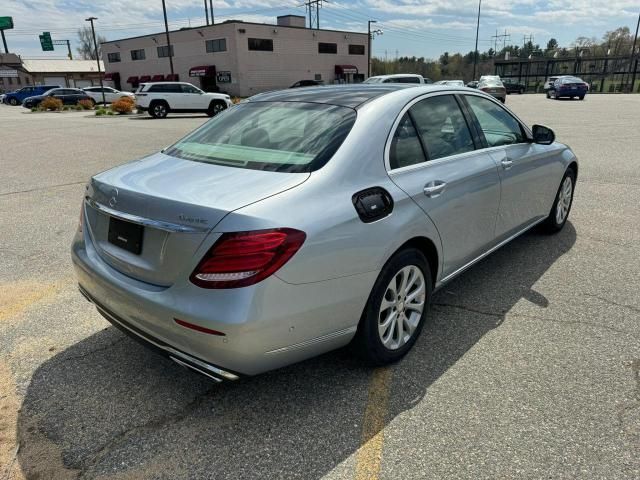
[1,95,639,480]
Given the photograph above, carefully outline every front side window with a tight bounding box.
[410,95,475,160]
[465,95,525,147]
[165,102,356,173]
[157,45,174,58]
[318,42,337,54]
[131,49,146,61]
[206,38,227,53]
[107,52,121,63]
[349,44,365,55]
[181,84,201,94]
[248,38,273,51]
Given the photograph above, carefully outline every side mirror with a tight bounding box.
[532,124,555,145]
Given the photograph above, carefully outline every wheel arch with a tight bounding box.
[393,236,439,287]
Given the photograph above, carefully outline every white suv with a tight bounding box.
[135,82,232,118]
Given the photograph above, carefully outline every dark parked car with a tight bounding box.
[3,85,60,105]
[546,76,589,100]
[290,80,324,88]
[466,81,479,89]
[23,88,94,109]
[502,78,526,94]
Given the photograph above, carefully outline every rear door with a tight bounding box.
[462,93,560,240]
[387,93,501,279]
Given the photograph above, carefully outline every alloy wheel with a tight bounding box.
[555,176,573,224]
[378,265,426,350]
[154,104,167,117]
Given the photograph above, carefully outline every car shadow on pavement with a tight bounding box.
[16,223,576,479]
[128,114,209,120]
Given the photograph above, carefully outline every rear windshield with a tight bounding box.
[165,101,357,173]
[562,77,584,84]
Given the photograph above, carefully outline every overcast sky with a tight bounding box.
[3,0,638,60]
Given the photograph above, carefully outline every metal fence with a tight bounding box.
[494,55,639,93]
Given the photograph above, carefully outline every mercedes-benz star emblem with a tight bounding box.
[108,188,119,208]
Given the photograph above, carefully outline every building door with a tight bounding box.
[43,76,67,87]
[200,76,218,92]
[74,79,92,88]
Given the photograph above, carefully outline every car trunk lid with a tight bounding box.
[84,152,309,286]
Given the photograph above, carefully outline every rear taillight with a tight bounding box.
[480,87,489,92]
[190,228,306,288]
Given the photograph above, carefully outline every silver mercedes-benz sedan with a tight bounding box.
[72,84,578,381]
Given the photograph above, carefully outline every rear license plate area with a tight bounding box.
[108,217,143,254]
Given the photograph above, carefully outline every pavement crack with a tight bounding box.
[582,293,640,314]
[0,180,87,197]
[77,385,218,478]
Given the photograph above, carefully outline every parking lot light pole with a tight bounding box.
[85,17,106,105]
[162,0,175,76]
[368,20,376,78]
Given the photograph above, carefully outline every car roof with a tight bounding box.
[370,74,423,79]
[247,84,470,109]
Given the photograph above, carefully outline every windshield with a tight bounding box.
[165,101,357,173]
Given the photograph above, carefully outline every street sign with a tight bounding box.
[39,31,53,51]
[0,16,14,30]
[0,69,18,77]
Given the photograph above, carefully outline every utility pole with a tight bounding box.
[85,17,105,105]
[472,0,481,81]
[1,31,7,53]
[209,0,214,24]
[628,11,640,92]
[305,0,323,29]
[367,21,382,78]
[491,29,510,55]
[204,0,209,25]
[161,0,174,76]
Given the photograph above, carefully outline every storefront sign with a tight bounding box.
[0,69,18,77]
[216,71,232,83]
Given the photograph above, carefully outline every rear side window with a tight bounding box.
[165,102,356,173]
[389,113,426,169]
[149,83,182,93]
[410,95,475,160]
[465,95,525,147]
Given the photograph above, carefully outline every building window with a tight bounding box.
[157,45,174,58]
[206,38,227,53]
[130,49,146,61]
[107,52,121,63]
[318,42,337,54]
[248,38,273,52]
[349,44,365,55]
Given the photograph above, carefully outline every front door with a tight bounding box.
[387,94,501,279]
[462,94,560,240]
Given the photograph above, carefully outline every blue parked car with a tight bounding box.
[3,85,60,106]
[546,76,589,100]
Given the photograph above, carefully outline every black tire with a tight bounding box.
[207,100,227,117]
[579,96,585,100]
[541,167,576,233]
[519,88,525,94]
[352,248,433,366]
[546,91,550,98]
[500,97,506,103]
[149,101,169,119]
[9,98,18,106]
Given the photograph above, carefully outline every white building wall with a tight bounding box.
[101,21,368,97]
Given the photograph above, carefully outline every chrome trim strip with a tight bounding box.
[170,356,222,382]
[85,197,209,233]
[80,288,240,381]
[265,326,357,355]
[437,217,545,288]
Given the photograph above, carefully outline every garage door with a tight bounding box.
[43,76,67,87]
[74,79,93,88]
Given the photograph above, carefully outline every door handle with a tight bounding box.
[501,158,514,170]
[423,181,447,197]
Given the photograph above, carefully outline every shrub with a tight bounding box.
[110,97,133,114]
[30,107,37,112]
[77,99,94,110]
[118,96,135,105]
[63,105,71,111]
[40,97,63,111]
[75,104,83,111]
[232,96,242,104]
[107,111,115,115]
[95,109,105,116]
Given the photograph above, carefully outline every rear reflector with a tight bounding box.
[174,318,226,336]
[190,228,306,289]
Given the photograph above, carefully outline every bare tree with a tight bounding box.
[76,27,107,60]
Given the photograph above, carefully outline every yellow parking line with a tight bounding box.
[355,367,393,480]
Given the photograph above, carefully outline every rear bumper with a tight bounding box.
[71,226,376,376]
